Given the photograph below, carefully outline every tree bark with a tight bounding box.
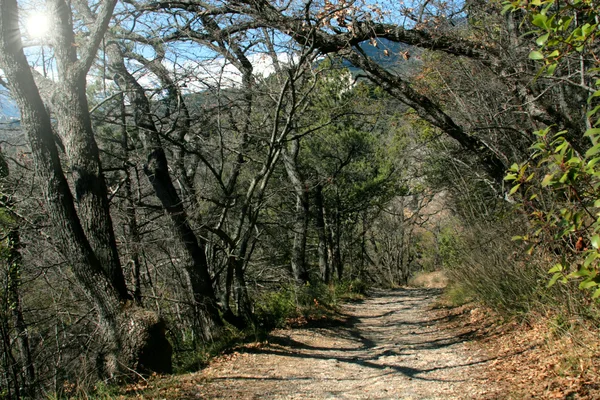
[46,0,130,300]
[119,93,143,304]
[282,142,310,284]
[314,183,330,283]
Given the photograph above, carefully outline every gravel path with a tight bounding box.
[184,288,501,399]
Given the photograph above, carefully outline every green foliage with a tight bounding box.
[254,286,300,329]
[254,280,369,329]
[172,325,248,373]
[334,279,369,299]
[438,217,557,315]
[504,0,598,77]
[444,283,474,307]
[506,128,600,297]
[438,226,465,270]
[504,0,600,299]
[301,67,399,216]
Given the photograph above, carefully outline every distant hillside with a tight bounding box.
[344,38,422,76]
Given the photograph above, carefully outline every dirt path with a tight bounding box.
[177,288,501,399]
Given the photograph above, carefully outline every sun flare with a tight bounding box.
[26,12,50,39]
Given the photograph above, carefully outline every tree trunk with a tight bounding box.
[107,44,223,340]
[0,3,171,377]
[314,183,330,283]
[282,142,310,283]
[7,228,36,397]
[332,204,343,281]
[47,0,130,301]
[290,193,310,283]
[120,94,143,304]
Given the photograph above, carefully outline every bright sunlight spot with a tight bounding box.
[26,12,50,39]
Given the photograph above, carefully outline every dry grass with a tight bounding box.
[409,270,449,288]
[441,304,600,399]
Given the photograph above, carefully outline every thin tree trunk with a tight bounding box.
[291,192,310,283]
[332,205,343,281]
[107,44,223,340]
[7,229,36,397]
[120,94,143,304]
[282,142,310,283]
[0,148,35,396]
[314,183,330,283]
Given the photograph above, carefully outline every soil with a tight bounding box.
[155,288,505,399]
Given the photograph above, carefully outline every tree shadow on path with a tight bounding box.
[236,287,512,383]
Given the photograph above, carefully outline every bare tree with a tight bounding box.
[0,0,171,378]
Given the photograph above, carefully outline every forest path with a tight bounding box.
[179,288,501,399]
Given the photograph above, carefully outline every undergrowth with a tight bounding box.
[171,281,370,375]
[53,280,369,399]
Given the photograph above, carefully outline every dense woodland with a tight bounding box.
[0,0,599,397]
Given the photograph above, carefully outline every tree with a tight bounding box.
[0,0,171,378]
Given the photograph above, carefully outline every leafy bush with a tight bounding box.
[504,0,600,299]
[254,287,301,329]
[253,280,369,329]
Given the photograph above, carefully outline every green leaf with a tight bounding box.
[536,33,549,46]
[560,16,573,31]
[526,173,535,182]
[548,50,560,58]
[529,50,545,60]
[501,3,514,14]
[548,272,563,287]
[531,142,546,151]
[570,268,591,278]
[531,14,548,28]
[587,157,600,169]
[582,23,597,37]
[584,128,600,137]
[548,263,563,273]
[592,235,600,249]
[547,63,557,75]
[509,184,521,195]
[541,174,555,186]
[580,280,598,289]
[586,143,600,158]
[593,288,600,299]
[584,252,598,268]
[587,104,600,118]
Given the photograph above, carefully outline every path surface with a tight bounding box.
[183,288,501,399]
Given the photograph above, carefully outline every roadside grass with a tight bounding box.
[433,276,600,399]
[409,270,449,289]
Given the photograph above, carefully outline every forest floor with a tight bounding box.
[122,288,514,399]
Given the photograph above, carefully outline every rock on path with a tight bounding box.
[184,288,500,399]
